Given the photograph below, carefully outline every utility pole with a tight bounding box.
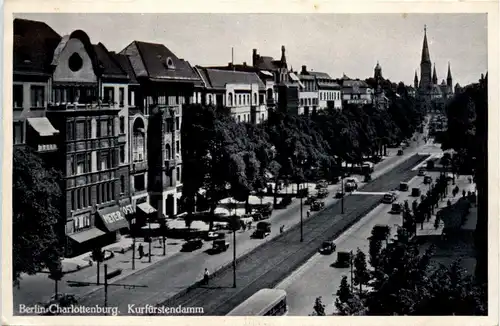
[350,250,354,292]
[341,175,345,214]
[233,228,236,288]
[132,237,136,270]
[67,264,147,315]
[148,218,152,263]
[300,192,303,242]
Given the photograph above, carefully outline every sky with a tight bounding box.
[15,13,487,86]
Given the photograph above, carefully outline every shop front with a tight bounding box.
[96,205,130,242]
[65,211,110,257]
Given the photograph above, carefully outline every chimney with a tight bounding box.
[301,65,307,73]
[243,62,247,67]
[252,49,258,66]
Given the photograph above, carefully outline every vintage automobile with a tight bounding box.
[334,191,345,199]
[390,202,403,214]
[310,200,325,211]
[317,188,329,198]
[411,187,421,197]
[397,149,404,156]
[304,195,318,205]
[399,182,409,191]
[334,251,351,268]
[319,240,336,255]
[251,228,270,239]
[181,238,204,252]
[316,179,328,189]
[212,239,230,253]
[424,176,433,184]
[382,192,397,204]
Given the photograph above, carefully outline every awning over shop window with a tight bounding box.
[27,117,59,136]
[137,202,157,215]
[68,228,105,243]
[97,205,129,232]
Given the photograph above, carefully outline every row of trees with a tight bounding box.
[181,86,425,222]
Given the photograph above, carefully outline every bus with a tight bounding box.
[227,288,288,316]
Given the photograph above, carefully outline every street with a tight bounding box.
[13,133,432,314]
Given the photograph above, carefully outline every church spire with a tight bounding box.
[421,25,431,63]
[414,70,419,88]
[280,45,287,67]
[432,64,437,85]
[447,62,453,87]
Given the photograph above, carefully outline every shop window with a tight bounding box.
[13,85,23,109]
[30,85,44,108]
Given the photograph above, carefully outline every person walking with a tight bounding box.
[203,268,210,285]
[307,209,311,218]
[138,243,144,259]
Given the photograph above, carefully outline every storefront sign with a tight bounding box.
[102,211,126,225]
[121,204,135,216]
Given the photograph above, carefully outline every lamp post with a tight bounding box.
[300,184,303,242]
[233,225,236,288]
[341,174,345,214]
[148,217,152,263]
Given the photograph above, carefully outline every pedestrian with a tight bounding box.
[468,176,472,184]
[307,210,311,218]
[279,225,283,234]
[138,243,144,259]
[203,268,210,285]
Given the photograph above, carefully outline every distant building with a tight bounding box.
[415,26,454,112]
[193,67,267,123]
[299,65,341,114]
[338,74,373,106]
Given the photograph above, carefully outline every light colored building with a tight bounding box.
[339,74,373,106]
[298,65,341,114]
[194,67,267,124]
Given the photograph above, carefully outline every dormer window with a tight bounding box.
[165,57,175,69]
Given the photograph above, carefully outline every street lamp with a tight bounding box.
[341,174,345,214]
[148,217,152,263]
[300,184,303,242]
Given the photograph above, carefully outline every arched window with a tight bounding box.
[132,118,145,162]
[238,95,242,106]
[253,93,257,104]
[228,93,233,106]
[261,113,265,122]
[266,89,273,100]
[165,143,171,161]
[208,94,212,104]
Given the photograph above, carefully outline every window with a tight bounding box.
[76,189,81,209]
[129,89,135,107]
[76,121,85,140]
[71,191,75,211]
[208,94,212,105]
[30,85,44,108]
[176,167,180,182]
[99,152,111,171]
[107,119,113,136]
[120,175,125,194]
[103,87,114,104]
[120,116,125,134]
[82,187,87,208]
[96,185,100,204]
[238,115,241,122]
[238,95,241,105]
[99,120,107,137]
[176,140,180,154]
[13,121,24,144]
[134,174,145,191]
[76,154,86,174]
[175,117,180,131]
[119,145,126,164]
[228,93,233,106]
[68,53,83,72]
[13,85,23,109]
[261,113,265,122]
[259,94,264,105]
[119,87,125,107]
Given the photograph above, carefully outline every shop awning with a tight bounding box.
[137,202,157,215]
[68,228,105,243]
[27,117,59,137]
[97,206,129,232]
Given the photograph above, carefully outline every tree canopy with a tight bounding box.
[13,146,64,286]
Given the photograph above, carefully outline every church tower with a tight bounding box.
[419,25,432,90]
[447,62,453,88]
[414,70,419,88]
[432,64,438,85]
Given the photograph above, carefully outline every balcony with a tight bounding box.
[132,160,148,173]
[47,102,121,112]
[37,144,58,153]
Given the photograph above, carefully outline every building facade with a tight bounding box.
[339,74,373,106]
[120,41,201,219]
[194,67,267,123]
[14,19,133,257]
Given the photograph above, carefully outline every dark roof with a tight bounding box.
[254,55,286,71]
[198,68,265,90]
[343,79,370,88]
[298,74,315,80]
[317,82,340,90]
[184,61,204,87]
[93,43,128,80]
[113,53,139,84]
[309,71,332,79]
[13,18,62,74]
[120,41,201,82]
[207,65,274,82]
[421,29,431,63]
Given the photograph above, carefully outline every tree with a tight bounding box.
[311,296,326,316]
[368,236,383,269]
[13,146,63,286]
[353,249,370,294]
[335,276,354,315]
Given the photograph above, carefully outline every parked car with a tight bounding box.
[255,203,273,218]
[390,203,403,214]
[274,197,292,209]
[334,191,345,199]
[399,182,409,191]
[397,149,404,156]
[424,176,433,184]
[205,231,225,241]
[256,221,272,233]
[310,200,325,211]
[251,228,270,239]
[382,192,397,204]
[181,238,203,252]
[418,168,426,176]
[319,240,336,255]
[304,195,318,205]
[411,187,421,197]
[344,182,357,192]
[212,239,230,253]
[317,188,329,198]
